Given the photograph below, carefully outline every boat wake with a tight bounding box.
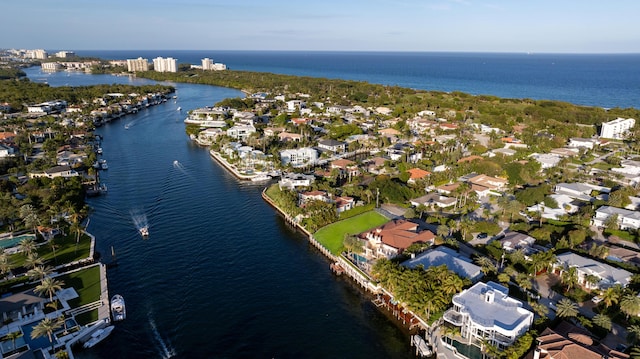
[130,210,148,233]
[172,160,195,181]
[149,316,176,359]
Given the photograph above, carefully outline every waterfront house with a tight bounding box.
[278,173,315,190]
[402,246,483,282]
[552,252,631,290]
[298,190,331,206]
[591,205,640,230]
[280,147,318,167]
[442,281,534,349]
[359,219,435,260]
[600,117,636,139]
[226,124,256,141]
[529,321,629,359]
[317,139,347,153]
[29,165,79,179]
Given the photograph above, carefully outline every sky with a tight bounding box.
[3,0,639,53]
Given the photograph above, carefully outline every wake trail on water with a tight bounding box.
[148,314,177,359]
[130,209,148,231]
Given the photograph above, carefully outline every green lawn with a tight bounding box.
[9,232,92,269]
[58,265,101,308]
[314,211,389,255]
[74,309,98,326]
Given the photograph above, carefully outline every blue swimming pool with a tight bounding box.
[0,234,36,250]
[21,322,55,351]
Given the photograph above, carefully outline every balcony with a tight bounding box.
[443,309,464,326]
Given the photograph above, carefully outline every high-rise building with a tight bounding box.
[27,49,48,59]
[54,51,76,58]
[202,58,227,71]
[126,57,149,72]
[153,57,177,73]
[600,117,636,139]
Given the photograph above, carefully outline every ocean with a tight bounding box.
[79,50,640,109]
[22,51,639,358]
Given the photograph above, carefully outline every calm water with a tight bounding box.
[79,50,640,109]
[25,67,410,358]
[24,50,639,357]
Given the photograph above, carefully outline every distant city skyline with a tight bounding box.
[3,0,639,53]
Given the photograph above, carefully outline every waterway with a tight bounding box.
[24,67,412,358]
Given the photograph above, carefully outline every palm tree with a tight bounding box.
[30,317,63,351]
[630,346,640,359]
[6,331,21,352]
[27,265,53,283]
[529,301,549,317]
[621,293,640,319]
[592,313,612,331]
[34,277,64,304]
[628,325,640,347]
[601,285,622,308]
[0,253,11,278]
[475,256,497,275]
[24,253,43,270]
[18,238,36,257]
[555,298,579,319]
[561,267,579,292]
[19,204,39,236]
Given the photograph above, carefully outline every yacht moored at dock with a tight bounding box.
[111,294,126,321]
[83,325,115,348]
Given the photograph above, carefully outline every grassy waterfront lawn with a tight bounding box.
[58,265,101,308]
[9,232,92,269]
[314,211,388,255]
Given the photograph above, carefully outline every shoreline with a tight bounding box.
[208,149,261,181]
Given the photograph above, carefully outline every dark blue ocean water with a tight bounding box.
[80,50,640,109]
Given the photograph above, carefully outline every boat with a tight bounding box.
[251,174,272,182]
[96,147,103,154]
[124,124,130,130]
[100,160,108,170]
[177,107,182,111]
[83,325,115,348]
[139,226,149,237]
[111,294,126,321]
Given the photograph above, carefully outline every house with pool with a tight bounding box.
[442,281,534,352]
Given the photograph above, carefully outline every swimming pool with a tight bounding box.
[0,234,36,250]
[21,322,55,351]
[452,339,483,359]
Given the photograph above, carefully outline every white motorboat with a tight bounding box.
[177,107,182,111]
[251,174,272,182]
[139,226,149,237]
[111,294,126,321]
[83,325,114,348]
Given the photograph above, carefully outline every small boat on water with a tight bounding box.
[177,107,182,111]
[100,160,108,170]
[83,325,115,348]
[139,226,149,237]
[251,174,272,182]
[111,294,126,321]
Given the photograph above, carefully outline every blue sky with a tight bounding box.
[3,0,639,53]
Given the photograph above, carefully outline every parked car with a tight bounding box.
[477,232,488,239]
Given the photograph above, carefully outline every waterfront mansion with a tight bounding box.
[443,281,534,349]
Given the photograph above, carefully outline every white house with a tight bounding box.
[286,100,306,112]
[530,153,563,169]
[280,147,318,167]
[278,173,315,190]
[553,252,631,290]
[442,281,533,349]
[568,137,599,149]
[226,124,256,141]
[591,205,640,230]
[600,117,635,139]
[317,139,346,153]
